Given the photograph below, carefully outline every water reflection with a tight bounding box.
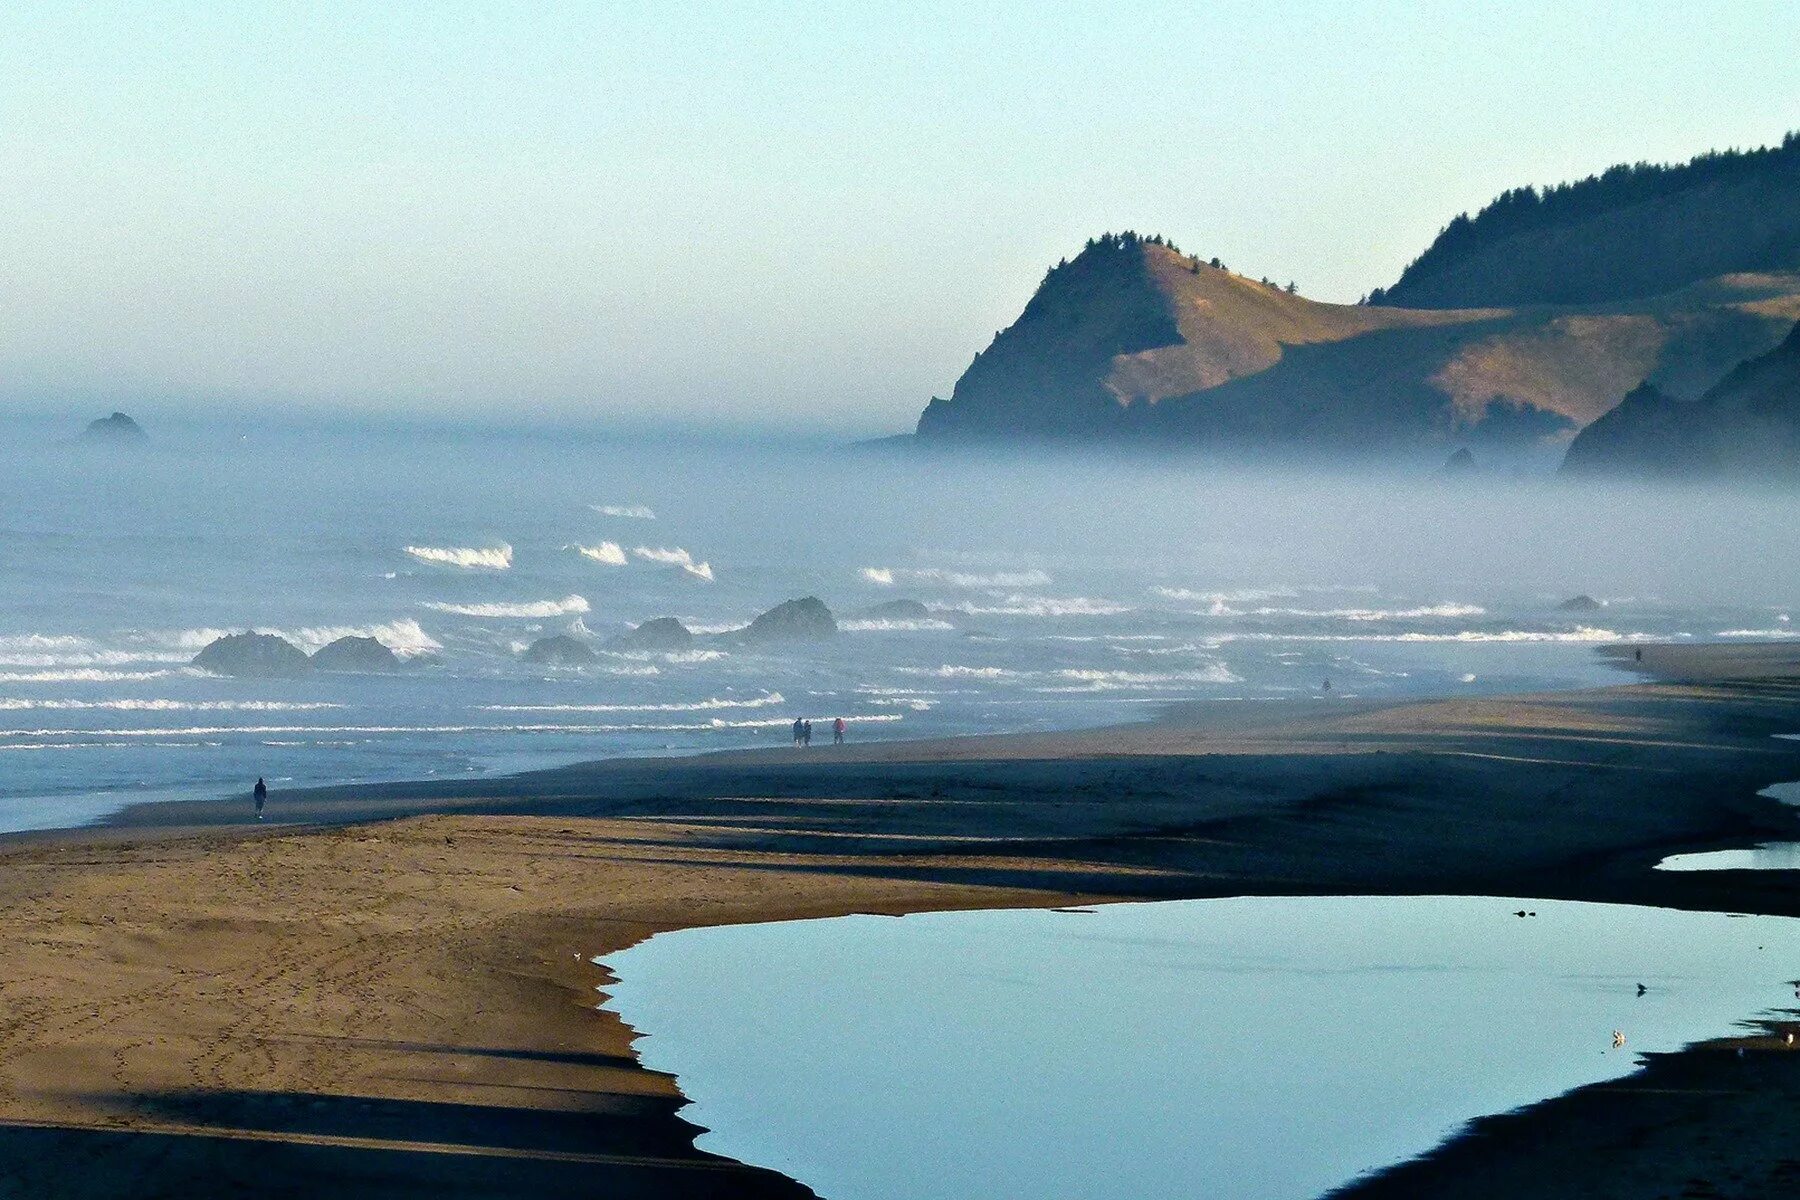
[1658,843,1800,871]
[600,896,1800,1200]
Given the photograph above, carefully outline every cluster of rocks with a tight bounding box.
[197,595,938,677]
[191,631,410,678]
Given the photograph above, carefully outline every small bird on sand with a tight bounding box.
[1611,1031,1627,1048]
[1636,983,1647,996]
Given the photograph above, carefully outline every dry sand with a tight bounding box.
[5,645,1800,1197]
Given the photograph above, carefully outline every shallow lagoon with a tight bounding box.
[600,896,1800,1200]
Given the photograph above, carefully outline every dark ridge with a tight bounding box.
[1372,132,1800,308]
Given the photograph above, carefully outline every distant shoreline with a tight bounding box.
[4,643,1800,1196]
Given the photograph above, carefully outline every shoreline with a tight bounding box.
[6,644,1800,1196]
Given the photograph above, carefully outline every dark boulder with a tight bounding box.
[520,634,597,665]
[310,635,402,673]
[609,617,693,653]
[740,597,838,642]
[192,631,312,678]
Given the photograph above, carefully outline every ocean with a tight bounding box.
[1,416,1793,832]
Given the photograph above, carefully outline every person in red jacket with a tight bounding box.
[833,716,846,745]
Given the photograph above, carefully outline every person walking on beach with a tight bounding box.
[802,719,813,747]
[833,716,846,745]
[792,717,804,747]
[253,776,267,820]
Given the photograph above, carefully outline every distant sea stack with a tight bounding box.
[856,599,933,621]
[192,632,312,678]
[609,617,693,653]
[310,635,402,673]
[913,136,1800,462]
[1560,322,1800,480]
[1557,595,1605,613]
[520,634,597,665]
[79,412,147,444]
[740,597,838,642]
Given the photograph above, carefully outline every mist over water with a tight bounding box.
[1,416,1795,831]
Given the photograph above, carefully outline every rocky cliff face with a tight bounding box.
[1560,322,1800,480]
[912,234,1800,461]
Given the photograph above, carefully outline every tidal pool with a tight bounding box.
[598,896,1800,1200]
[1659,843,1800,871]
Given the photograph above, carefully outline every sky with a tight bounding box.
[1,2,1797,435]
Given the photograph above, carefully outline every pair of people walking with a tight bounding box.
[791,717,848,747]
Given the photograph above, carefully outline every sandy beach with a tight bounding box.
[5,644,1800,1197]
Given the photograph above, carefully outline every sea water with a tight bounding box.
[2,416,1796,831]
[599,895,1800,1200]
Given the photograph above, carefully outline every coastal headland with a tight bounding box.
[4,643,1800,1197]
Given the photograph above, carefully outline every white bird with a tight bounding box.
[1611,1030,1627,1048]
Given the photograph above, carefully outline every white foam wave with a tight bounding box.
[0,669,179,683]
[1043,665,1240,690]
[592,504,656,519]
[1217,626,1644,645]
[1153,586,1300,604]
[1717,628,1800,639]
[1242,603,1487,621]
[573,541,629,566]
[481,692,785,714]
[404,543,513,570]
[868,567,1052,589]
[0,715,905,740]
[287,618,443,656]
[633,546,714,581]
[0,699,343,712]
[838,618,956,632]
[422,595,590,619]
[957,595,1131,617]
[897,665,1025,680]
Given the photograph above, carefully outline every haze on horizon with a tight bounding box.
[2,1,1796,434]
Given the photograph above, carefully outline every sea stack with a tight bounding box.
[609,617,693,653]
[310,635,403,673]
[520,634,597,665]
[79,412,147,444]
[741,597,838,642]
[192,631,312,678]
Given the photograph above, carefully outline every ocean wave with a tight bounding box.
[865,567,1052,589]
[897,665,1025,679]
[1153,586,1300,605]
[1233,603,1487,621]
[838,618,956,632]
[422,595,590,619]
[592,504,656,519]
[1217,626,1645,644]
[0,699,343,712]
[1041,665,1240,691]
[632,546,714,581]
[288,618,443,655]
[956,595,1132,617]
[572,541,629,566]
[480,691,785,714]
[1717,628,1800,639]
[0,668,180,683]
[0,715,905,740]
[404,543,513,570]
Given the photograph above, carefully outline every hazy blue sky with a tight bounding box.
[2,2,1796,433]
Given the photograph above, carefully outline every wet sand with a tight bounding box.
[5,645,1800,1197]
